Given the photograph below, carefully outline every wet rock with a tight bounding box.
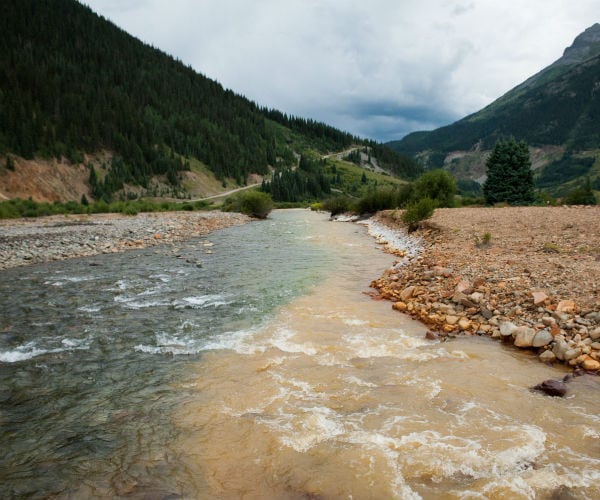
[532,379,568,397]
[581,357,600,371]
[425,331,438,340]
[392,301,407,312]
[499,321,517,337]
[564,348,581,361]
[532,329,553,347]
[514,326,536,348]
[552,339,570,361]
[539,350,556,363]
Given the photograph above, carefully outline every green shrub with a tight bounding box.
[321,196,354,216]
[413,169,456,207]
[356,189,397,215]
[401,197,435,232]
[223,190,273,218]
[123,204,139,215]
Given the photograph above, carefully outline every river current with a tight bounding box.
[0,209,598,499]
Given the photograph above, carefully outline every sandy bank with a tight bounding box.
[0,211,251,271]
[371,206,600,372]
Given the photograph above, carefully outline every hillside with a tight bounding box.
[388,24,600,196]
[0,0,419,203]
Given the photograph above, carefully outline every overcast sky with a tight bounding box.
[83,0,597,142]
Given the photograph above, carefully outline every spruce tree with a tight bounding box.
[483,139,534,205]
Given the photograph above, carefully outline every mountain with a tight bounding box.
[388,23,600,196]
[0,0,419,203]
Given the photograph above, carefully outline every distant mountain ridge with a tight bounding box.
[388,23,600,196]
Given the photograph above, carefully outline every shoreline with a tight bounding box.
[0,211,251,271]
[369,206,600,373]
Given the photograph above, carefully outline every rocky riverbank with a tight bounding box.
[370,206,600,372]
[0,211,251,270]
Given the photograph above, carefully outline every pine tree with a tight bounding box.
[483,139,534,205]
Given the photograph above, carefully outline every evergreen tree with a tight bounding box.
[483,139,534,205]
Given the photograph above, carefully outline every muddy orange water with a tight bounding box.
[173,211,600,499]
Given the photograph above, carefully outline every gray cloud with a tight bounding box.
[83,0,598,142]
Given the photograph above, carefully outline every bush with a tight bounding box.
[123,204,139,215]
[321,196,354,216]
[413,169,456,207]
[356,189,398,215]
[401,197,435,232]
[563,178,597,205]
[223,190,273,218]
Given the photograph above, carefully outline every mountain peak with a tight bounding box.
[557,22,600,66]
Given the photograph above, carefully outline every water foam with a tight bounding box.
[0,337,91,363]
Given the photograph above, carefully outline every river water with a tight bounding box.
[0,209,598,499]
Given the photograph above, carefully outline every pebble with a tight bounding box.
[0,211,251,271]
[370,209,600,373]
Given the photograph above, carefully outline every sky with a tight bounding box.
[83,0,598,142]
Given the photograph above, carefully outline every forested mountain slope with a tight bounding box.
[0,0,419,202]
[387,24,600,195]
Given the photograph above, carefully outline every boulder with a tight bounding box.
[399,286,416,302]
[392,301,407,312]
[556,300,576,314]
[531,291,548,306]
[514,327,536,348]
[564,348,582,361]
[539,350,556,363]
[532,329,554,347]
[552,339,570,361]
[499,321,517,337]
[532,379,567,397]
[581,357,600,371]
[458,318,471,330]
[445,315,459,326]
[455,280,471,294]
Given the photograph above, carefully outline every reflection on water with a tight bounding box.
[1,210,599,499]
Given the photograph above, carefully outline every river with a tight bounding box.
[0,209,598,499]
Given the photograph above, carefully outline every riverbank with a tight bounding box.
[370,206,600,372]
[0,211,251,270]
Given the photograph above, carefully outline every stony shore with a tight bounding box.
[0,211,251,271]
[370,206,600,373]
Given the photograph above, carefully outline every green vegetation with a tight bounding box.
[261,155,331,202]
[413,169,456,208]
[0,0,418,204]
[222,191,273,219]
[388,52,600,157]
[321,196,354,217]
[474,232,492,248]
[401,197,435,233]
[563,177,597,205]
[0,197,211,219]
[386,27,600,197]
[483,139,534,205]
[320,168,456,233]
[536,153,595,188]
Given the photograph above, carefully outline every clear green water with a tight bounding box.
[0,210,341,498]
